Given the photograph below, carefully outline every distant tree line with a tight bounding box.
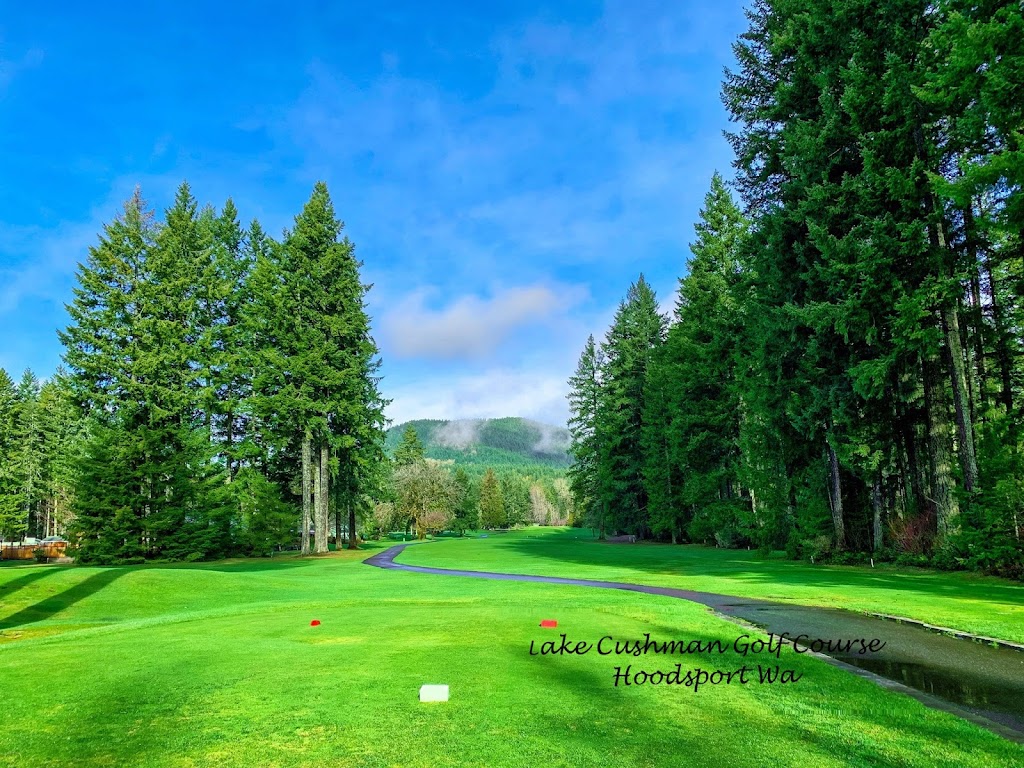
[0,369,81,542]
[372,426,574,538]
[569,1,1024,577]
[1,181,388,563]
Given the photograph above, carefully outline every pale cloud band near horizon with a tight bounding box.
[379,282,589,361]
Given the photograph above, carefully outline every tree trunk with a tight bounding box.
[334,478,342,546]
[923,354,959,539]
[898,402,926,519]
[663,439,673,522]
[348,499,358,550]
[923,199,980,496]
[825,439,845,550]
[982,250,1014,414]
[912,121,978,515]
[942,305,979,494]
[313,443,322,552]
[964,205,988,411]
[301,430,312,555]
[314,443,329,553]
[872,474,884,552]
[225,411,236,483]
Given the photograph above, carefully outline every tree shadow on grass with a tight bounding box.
[0,567,61,602]
[162,542,397,573]
[159,558,317,573]
[0,568,127,630]
[490,536,1024,608]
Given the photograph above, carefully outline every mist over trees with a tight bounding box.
[568,1,1024,577]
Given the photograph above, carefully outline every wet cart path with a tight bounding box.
[366,543,1024,742]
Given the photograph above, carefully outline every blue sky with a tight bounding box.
[0,0,748,427]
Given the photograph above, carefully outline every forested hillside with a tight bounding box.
[373,424,575,535]
[568,0,1024,578]
[376,418,574,532]
[385,417,571,471]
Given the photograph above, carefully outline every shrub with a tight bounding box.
[888,513,934,555]
[893,553,931,568]
[803,535,833,561]
[825,550,869,566]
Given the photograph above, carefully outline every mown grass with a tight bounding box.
[398,527,1024,644]
[0,535,1021,767]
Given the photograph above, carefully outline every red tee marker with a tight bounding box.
[310,619,321,627]
[540,619,558,628]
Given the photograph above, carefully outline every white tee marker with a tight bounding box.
[419,684,449,702]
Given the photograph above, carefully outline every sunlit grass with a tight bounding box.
[399,527,1024,644]
[0,535,1020,767]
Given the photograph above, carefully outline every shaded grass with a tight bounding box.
[0,541,1020,767]
[397,527,1024,644]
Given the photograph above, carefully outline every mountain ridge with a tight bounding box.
[385,417,571,469]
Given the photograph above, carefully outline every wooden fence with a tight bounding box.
[0,542,67,561]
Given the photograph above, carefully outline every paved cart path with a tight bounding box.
[366,542,1024,743]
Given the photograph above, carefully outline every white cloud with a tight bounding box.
[0,174,185,315]
[0,222,99,315]
[379,283,587,361]
[434,419,485,449]
[530,420,569,453]
[385,368,573,427]
[259,1,740,289]
[0,47,44,94]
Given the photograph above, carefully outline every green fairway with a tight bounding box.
[0,537,1021,767]
[399,528,1024,645]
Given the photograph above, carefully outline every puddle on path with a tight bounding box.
[718,602,1024,734]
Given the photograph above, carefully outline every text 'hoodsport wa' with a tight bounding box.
[527,632,887,689]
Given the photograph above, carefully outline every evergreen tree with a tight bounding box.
[36,371,83,538]
[499,472,531,527]
[0,369,23,540]
[478,468,506,529]
[567,336,605,534]
[141,181,228,558]
[250,182,387,554]
[560,0,1023,574]
[392,461,457,539]
[595,276,666,538]
[13,370,44,537]
[233,466,294,556]
[394,425,426,467]
[61,184,228,561]
[60,189,155,556]
[200,197,254,482]
[452,467,478,533]
[644,174,749,545]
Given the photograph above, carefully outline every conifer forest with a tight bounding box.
[1,182,390,562]
[567,0,1024,577]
